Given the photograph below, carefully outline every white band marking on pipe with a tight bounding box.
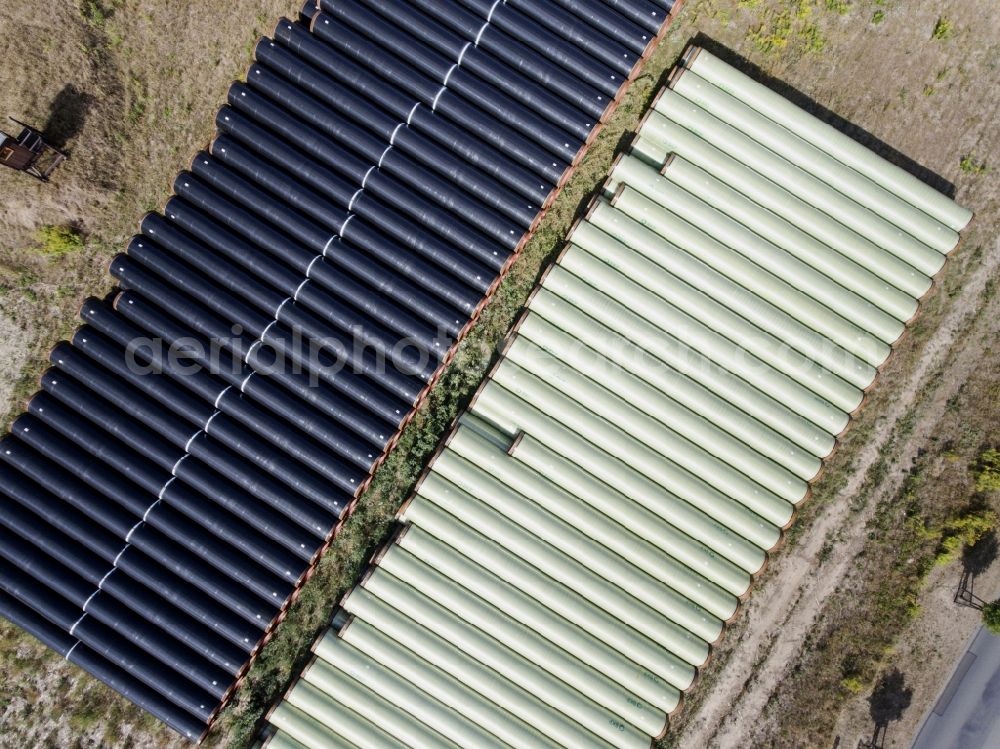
[292,278,310,301]
[158,476,177,500]
[80,590,100,612]
[304,254,323,278]
[274,297,294,319]
[183,430,204,454]
[321,234,338,256]
[361,165,376,188]
[112,544,131,567]
[240,370,256,392]
[170,453,189,475]
[125,521,144,543]
[63,641,81,662]
[456,41,472,66]
[388,123,405,145]
[68,614,87,636]
[348,187,364,211]
[142,499,163,523]
[213,385,233,409]
[442,64,459,87]
[377,144,393,168]
[431,85,448,111]
[203,410,223,432]
[406,102,421,125]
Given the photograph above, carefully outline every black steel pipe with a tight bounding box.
[253,40,553,205]
[406,0,611,115]
[38,365,323,561]
[0,534,234,700]
[37,364,308,579]
[61,330,364,505]
[0,472,249,672]
[236,74,538,227]
[23,393,293,602]
[8,412,282,630]
[33,349,340,538]
[358,0,607,121]
[84,295,385,473]
[548,0,653,53]
[504,0,639,74]
[0,561,223,722]
[174,170,477,323]
[274,20,565,185]
[319,0,592,145]
[163,195,448,353]
[119,244,426,405]
[453,0,622,95]
[110,267,409,433]
[600,0,667,34]
[308,14,575,172]
[0,435,263,651]
[220,94,526,250]
[199,143,497,292]
[111,292,398,451]
[0,591,209,739]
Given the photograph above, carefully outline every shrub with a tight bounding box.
[35,225,84,256]
[932,17,953,40]
[983,600,1000,635]
[975,450,1000,492]
[960,155,990,175]
[935,507,998,565]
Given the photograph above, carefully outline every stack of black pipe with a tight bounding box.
[0,0,675,739]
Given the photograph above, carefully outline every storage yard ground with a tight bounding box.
[0,1,997,748]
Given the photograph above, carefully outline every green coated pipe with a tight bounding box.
[603,156,901,355]
[380,545,667,745]
[432,446,734,623]
[544,263,851,434]
[283,682,406,749]
[525,290,835,459]
[503,335,806,504]
[302,659,464,749]
[398,496,702,680]
[414,474,721,650]
[653,89,945,276]
[342,588,635,749]
[670,68,958,253]
[457,411,515,449]
[505,426,758,589]
[480,365,790,536]
[266,732,316,749]
[655,155,918,324]
[313,634,511,749]
[517,310,821,480]
[683,46,972,233]
[632,118,933,298]
[338,608,608,749]
[576,203,883,380]
[601,190,883,387]
[360,567,634,749]
[472,380,781,554]
[447,423,742,611]
[394,524,680,719]
[265,728,322,749]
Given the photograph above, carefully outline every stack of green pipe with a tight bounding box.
[260,48,970,749]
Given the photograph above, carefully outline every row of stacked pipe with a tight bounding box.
[260,45,970,749]
[0,0,677,740]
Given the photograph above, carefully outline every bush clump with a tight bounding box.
[35,225,84,257]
